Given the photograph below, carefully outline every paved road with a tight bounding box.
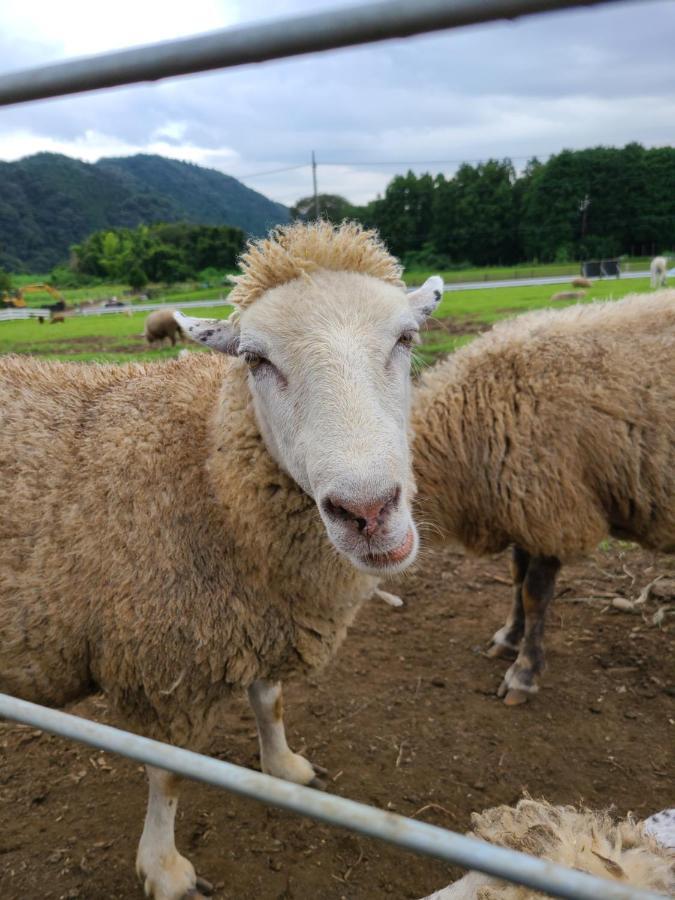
[438,270,652,293]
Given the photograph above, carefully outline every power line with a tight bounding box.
[235,153,552,183]
[235,163,308,179]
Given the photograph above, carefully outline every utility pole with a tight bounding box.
[311,151,320,220]
[579,193,590,238]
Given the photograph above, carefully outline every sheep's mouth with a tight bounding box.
[359,527,415,570]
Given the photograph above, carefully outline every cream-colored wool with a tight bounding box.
[413,290,675,561]
[468,798,674,898]
[229,219,404,309]
[0,353,379,746]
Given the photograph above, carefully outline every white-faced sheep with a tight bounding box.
[144,307,185,346]
[650,255,668,289]
[412,291,675,705]
[419,798,674,899]
[0,221,442,900]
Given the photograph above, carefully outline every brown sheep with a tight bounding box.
[550,289,586,301]
[0,221,442,899]
[144,308,184,346]
[412,291,675,705]
[571,276,592,288]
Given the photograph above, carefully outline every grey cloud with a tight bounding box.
[0,0,673,205]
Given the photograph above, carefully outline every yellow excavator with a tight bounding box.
[1,282,66,310]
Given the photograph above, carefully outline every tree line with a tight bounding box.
[68,222,246,288]
[294,143,675,267]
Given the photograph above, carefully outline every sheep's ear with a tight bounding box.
[408,276,444,324]
[174,311,239,355]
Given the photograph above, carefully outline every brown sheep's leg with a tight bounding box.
[487,545,530,660]
[497,555,561,706]
[136,765,213,900]
[248,680,327,789]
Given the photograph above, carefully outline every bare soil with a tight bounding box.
[1,543,673,900]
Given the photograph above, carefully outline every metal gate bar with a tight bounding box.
[0,694,665,900]
[0,0,631,107]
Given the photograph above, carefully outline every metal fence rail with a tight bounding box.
[0,3,663,898]
[0,694,665,900]
[0,0,630,106]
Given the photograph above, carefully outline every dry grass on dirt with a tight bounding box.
[1,543,673,900]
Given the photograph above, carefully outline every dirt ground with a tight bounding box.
[1,543,673,900]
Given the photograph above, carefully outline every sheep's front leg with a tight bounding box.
[487,545,530,660]
[136,766,213,900]
[248,680,326,788]
[497,555,561,706]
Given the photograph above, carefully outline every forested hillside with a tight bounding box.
[0,153,290,271]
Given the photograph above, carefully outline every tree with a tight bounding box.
[291,194,353,223]
[128,264,148,291]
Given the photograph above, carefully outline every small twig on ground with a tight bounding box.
[395,741,405,768]
[487,574,512,586]
[411,803,453,819]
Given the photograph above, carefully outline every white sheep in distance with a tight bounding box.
[412,290,675,705]
[419,798,674,899]
[0,220,443,900]
[650,255,668,288]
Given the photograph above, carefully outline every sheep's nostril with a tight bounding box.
[322,487,402,534]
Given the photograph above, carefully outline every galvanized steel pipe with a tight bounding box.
[0,0,631,106]
[0,694,665,900]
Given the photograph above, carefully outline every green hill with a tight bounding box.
[0,152,290,271]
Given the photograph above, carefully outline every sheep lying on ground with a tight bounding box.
[571,276,592,288]
[412,291,675,705]
[651,255,668,289]
[0,220,442,900]
[550,289,586,301]
[419,798,674,899]
[144,307,184,346]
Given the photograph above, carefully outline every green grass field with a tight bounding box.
[0,305,233,363]
[0,275,655,366]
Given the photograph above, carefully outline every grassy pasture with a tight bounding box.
[0,275,655,365]
[0,304,233,363]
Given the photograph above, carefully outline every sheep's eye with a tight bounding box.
[396,330,417,349]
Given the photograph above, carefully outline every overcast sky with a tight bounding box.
[0,0,673,206]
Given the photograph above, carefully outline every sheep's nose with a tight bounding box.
[322,487,400,536]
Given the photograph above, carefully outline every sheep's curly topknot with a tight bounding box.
[229,220,404,309]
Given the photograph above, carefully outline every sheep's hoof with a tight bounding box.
[182,877,214,898]
[308,763,329,791]
[497,662,538,706]
[503,688,530,706]
[486,641,518,661]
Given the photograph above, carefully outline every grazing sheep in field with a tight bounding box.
[0,221,441,900]
[550,289,586,301]
[650,255,668,289]
[412,291,675,705]
[419,799,674,899]
[144,308,184,346]
[571,276,592,288]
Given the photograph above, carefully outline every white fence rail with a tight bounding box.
[0,297,231,323]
